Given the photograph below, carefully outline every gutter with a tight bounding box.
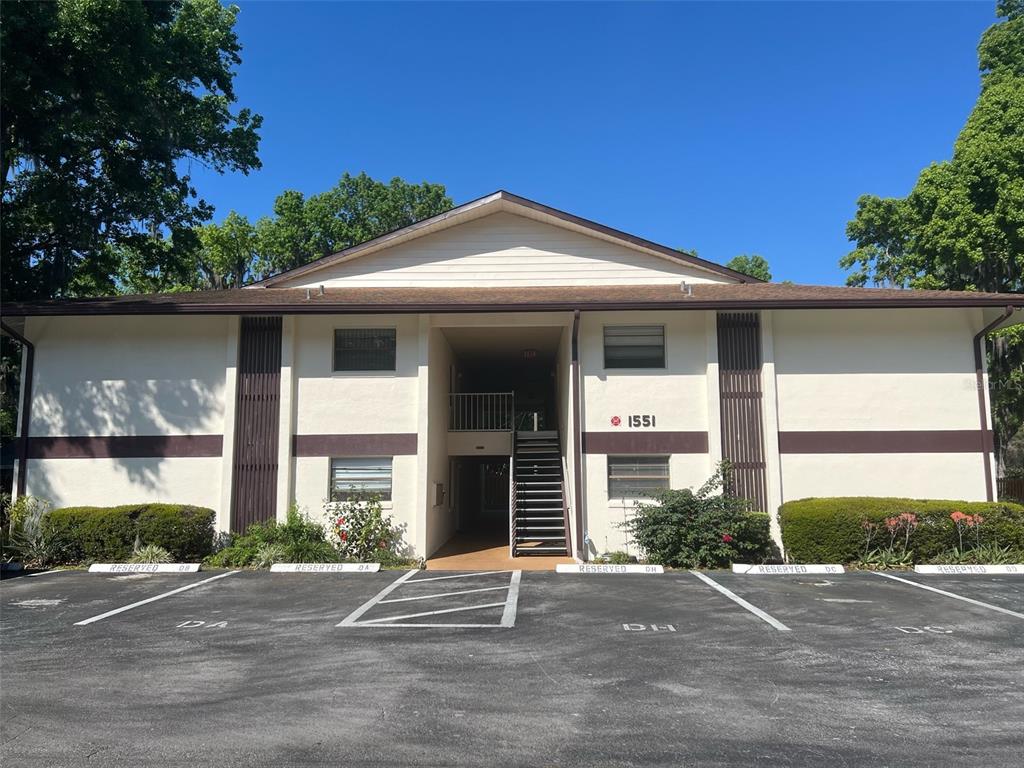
[0,321,34,498]
[570,310,585,558]
[6,296,1024,317]
[974,305,1019,502]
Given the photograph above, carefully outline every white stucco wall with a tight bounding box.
[289,314,421,552]
[772,308,988,502]
[425,326,455,556]
[22,315,229,512]
[579,310,714,556]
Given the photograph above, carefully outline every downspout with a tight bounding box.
[0,321,34,498]
[570,310,585,558]
[974,305,1018,502]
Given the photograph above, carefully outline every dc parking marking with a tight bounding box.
[73,571,237,626]
[870,571,1024,621]
[690,571,791,631]
[337,569,522,628]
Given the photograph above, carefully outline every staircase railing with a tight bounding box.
[509,430,517,558]
[449,392,515,431]
[558,434,573,556]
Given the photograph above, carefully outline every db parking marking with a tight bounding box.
[74,571,237,626]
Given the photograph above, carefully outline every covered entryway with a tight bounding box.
[426,323,575,569]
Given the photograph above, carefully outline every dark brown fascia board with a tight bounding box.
[5,297,1023,317]
[253,190,760,287]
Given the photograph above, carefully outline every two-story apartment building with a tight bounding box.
[3,191,1021,561]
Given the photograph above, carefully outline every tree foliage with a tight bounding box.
[725,254,772,281]
[0,0,262,302]
[253,172,453,278]
[841,1,1024,468]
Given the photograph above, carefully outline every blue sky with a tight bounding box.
[189,1,995,285]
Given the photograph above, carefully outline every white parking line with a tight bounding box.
[336,569,418,626]
[691,571,791,631]
[406,570,512,583]
[73,571,237,626]
[359,601,508,624]
[379,584,510,604]
[500,569,522,628]
[870,571,1024,620]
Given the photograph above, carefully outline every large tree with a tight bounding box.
[841,0,1024,469]
[726,254,772,281]
[0,0,262,302]
[254,172,453,277]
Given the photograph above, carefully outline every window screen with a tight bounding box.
[333,328,396,371]
[604,325,665,368]
[607,456,670,498]
[330,457,393,501]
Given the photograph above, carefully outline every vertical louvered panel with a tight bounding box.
[717,312,768,512]
[231,316,283,532]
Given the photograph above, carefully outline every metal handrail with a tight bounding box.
[449,392,514,431]
[509,431,517,558]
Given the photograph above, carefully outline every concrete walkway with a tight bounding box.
[426,533,574,571]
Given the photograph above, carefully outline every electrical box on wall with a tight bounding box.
[432,482,445,507]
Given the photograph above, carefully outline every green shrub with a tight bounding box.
[43,504,215,563]
[620,466,777,568]
[206,506,338,568]
[329,492,401,562]
[780,498,1024,564]
[128,544,173,564]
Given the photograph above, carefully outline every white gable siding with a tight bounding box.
[277,212,733,288]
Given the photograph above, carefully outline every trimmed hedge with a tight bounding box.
[780,497,1024,564]
[43,504,215,563]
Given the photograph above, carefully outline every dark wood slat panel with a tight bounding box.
[231,316,282,532]
[718,312,768,513]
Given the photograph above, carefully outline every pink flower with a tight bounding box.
[721,534,733,543]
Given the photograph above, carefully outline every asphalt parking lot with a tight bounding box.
[2,568,1022,767]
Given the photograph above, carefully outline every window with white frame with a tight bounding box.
[333,328,396,372]
[603,325,665,369]
[607,456,670,498]
[330,457,393,501]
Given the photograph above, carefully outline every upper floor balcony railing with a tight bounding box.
[449,392,514,432]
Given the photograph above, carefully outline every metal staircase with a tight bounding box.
[511,430,570,556]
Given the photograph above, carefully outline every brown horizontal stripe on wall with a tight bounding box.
[293,433,418,457]
[778,430,993,454]
[26,435,223,459]
[583,431,708,454]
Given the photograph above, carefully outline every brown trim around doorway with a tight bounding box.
[778,430,993,454]
[293,433,418,457]
[582,431,709,454]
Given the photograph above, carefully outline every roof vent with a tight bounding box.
[680,280,693,297]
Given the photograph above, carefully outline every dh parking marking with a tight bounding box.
[690,571,791,631]
[870,571,1024,621]
[623,624,676,631]
[338,569,522,628]
[73,570,237,626]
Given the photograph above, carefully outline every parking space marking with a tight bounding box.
[690,571,791,631]
[359,601,508,624]
[405,570,511,583]
[338,569,522,628]
[871,572,1024,620]
[73,571,238,626]
[379,584,510,604]
[336,569,419,626]
[500,569,522,628]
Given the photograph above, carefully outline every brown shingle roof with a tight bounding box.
[4,283,1022,316]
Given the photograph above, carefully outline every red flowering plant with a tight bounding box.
[329,490,400,562]
[950,510,984,551]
